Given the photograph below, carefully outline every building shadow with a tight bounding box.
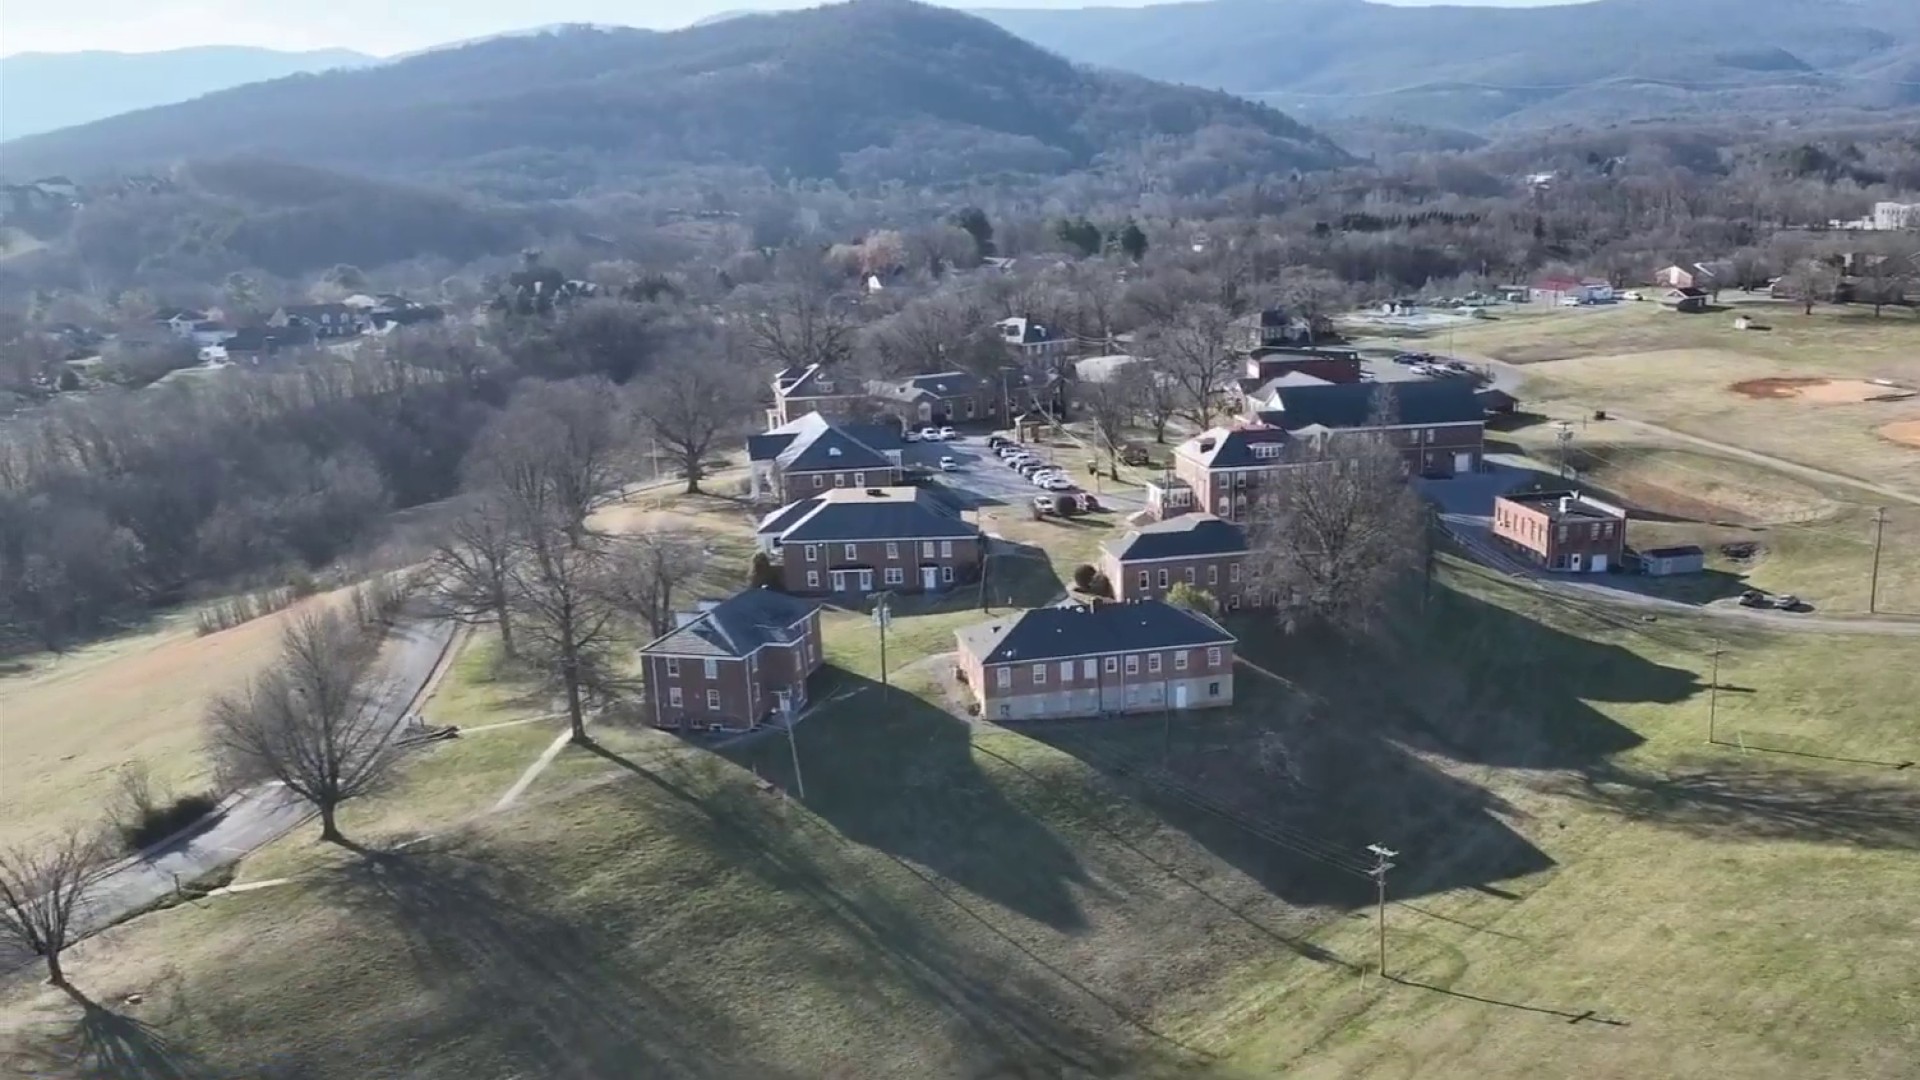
[716,673,1092,931]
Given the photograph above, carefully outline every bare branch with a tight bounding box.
[0,828,109,986]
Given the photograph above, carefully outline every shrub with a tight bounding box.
[1072,563,1097,590]
[1087,571,1114,598]
[1166,581,1216,615]
[194,586,296,636]
[748,551,783,590]
[111,766,220,853]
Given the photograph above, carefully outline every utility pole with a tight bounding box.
[1554,421,1575,479]
[1868,507,1887,614]
[1706,643,1721,745]
[873,593,893,699]
[783,697,806,801]
[1366,844,1398,981]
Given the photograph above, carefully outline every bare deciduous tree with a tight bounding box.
[1778,258,1841,315]
[604,531,707,639]
[207,610,400,846]
[742,283,855,372]
[506,515,624,744]
[1244,426,1426,635]
[633,351,754,495]
[428,496,520,658]
[1119,362,1179,443]
[0,828,106,986]
[467,378,629,533]
[1077,375,1136,479]
[1140,303,1241,432]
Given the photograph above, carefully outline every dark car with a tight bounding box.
[987,435,1011,449]
[1738,589,1769,608]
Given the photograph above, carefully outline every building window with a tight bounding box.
[922,541,935,559]
[853,473,865,486]
[1148,653,1162,674]
[807,571,820,588]
[1175,651,1189,671]
[707,689,721,709]
[749,653,758,674]
[1033,664,1047,685]
[1218,498,1231,514]
[1230,563,1241,583]
[844,543,858,561]
[999,704,1011,718]
[1207,647,1222,667]
[834,474,846,487]
[941,565,954,583]
[886,541,899,559]
[885,567,904,585]
[1185,567,1196,584]
[813,475,824,489]
[995,667,1011,689]
[1557,525,1569,543]
[1125,654,1139,675]
[668,687,682,708]
[1104,656,1118,673]
[804,544,819,562]
[704,659,718,679]
[1060,661,1074,682]
[1426,428,1436,443]
[1208,565,1218,585]
[665,657,680,676]
[1138,570,1149,590]
[1208,681,1221,698]
[940,540,953,558]
[1157,568,1168,588]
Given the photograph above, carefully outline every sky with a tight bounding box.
[0,0,1587,57]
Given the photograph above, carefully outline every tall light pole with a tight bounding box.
[1868,507,1887,614]
[1706,644,1722,745]
[873,593,893,700]
[1366,843,1398,981]
[783,695,806,801]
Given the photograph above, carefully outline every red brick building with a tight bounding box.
[757,487,982,597]
[954,600,1237,721]
[747,411,905,502]
[638,589,824,732]
[1099,515,1251,607]
[1492,489,1627,573]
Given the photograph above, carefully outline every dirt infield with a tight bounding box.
[1879,420,1920,449]
[1731,377,1915,403]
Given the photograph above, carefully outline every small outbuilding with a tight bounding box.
[1636,544,1706,577]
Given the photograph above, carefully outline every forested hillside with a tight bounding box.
[0,1,1350,196]
[979,0,1920,130]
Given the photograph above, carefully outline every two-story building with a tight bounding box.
[1157,425,1295,522]
[877,371,1001,424]
[1240,347,1363,389]
[1252,380,1485,478]
[769,364,866,427]
[756,487,982,596]
[1100,515,1250,607]
[270,303,367,339]
[954,599,1237,721]
[638,588,824,732]
[1492,489,1627,573]
[747,411,904,502]
[995,315,1073,359]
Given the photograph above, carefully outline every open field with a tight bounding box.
[1440,304,1920,496]
[7,554,1920,1079]
[0,592,359,851]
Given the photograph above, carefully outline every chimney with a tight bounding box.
[1198,437,1217,452]
[673,611,698,628]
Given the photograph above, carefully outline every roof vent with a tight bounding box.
[1198,437,1217,452]
[828,447,842,456]
[866,488,885,497]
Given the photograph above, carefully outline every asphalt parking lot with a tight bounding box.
[906,433,1137,513]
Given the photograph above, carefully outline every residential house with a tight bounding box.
[1100,515,1251,608]
[769,364,865,426]
[1658,287,1710,313]
[1653,261,1731,291]
[1529,277,1613,305]
[1492,490,1627,573]
[270,303,366,339]
[995,315,1072,358]
[1242,347,1363,387]
[155,308,211,339]
[1872,201,1920,231]
[222,324,316,361]
[746,411,905,502]
[1252,379,1486,477]
[638,588,824,732]
[1231,307,1317,351]
[879,371,1001,424]
[1239,370,1336,412]
[755,487,982,596]
[1160,425,1295,522]
[953,599,1237,721]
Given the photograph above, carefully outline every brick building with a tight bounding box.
[1252,380,1485,478]
[954,600,1237,721]
[747,411,904,502]
[638,589,824,732]
[1492,489,1627,573]
[756,487,982,596]
[1100,515,1250,606]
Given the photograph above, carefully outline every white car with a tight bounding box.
[1558,296,1584,307]
[1032,495,1057,514]
[918,427,942,441]
[1041,477,1075,492]
[937,426,956,440]
[904,430,922,443]
[939,456,959,471]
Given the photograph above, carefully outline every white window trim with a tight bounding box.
[844,543,858,560]
[941,565,954,583]
[665,657,680,677]
[1060,660,1074,682]
[668,686,682,707]
[940,540,954,558]
[1104,656,1118,673]
[807,571,820,588]
[1175,651,1189,671]
[804,544,818,562]
[995,667,1011,688]
[706,689,721,709]
[1148,653,1162,673]
[1125,654,1139,675]
[1207,647,1222,666]
[885,541,899,559]
[1032,664,1046,685]
[703,658,718,679]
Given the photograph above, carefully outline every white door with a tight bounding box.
[1453,452,1473,474]
[1590,554,1608,573]
[858,570,874,592]
[922,566,939,590]
[831,570,847,592]
[1569,553,1583,572]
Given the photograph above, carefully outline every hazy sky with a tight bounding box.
[0,0,1587,56]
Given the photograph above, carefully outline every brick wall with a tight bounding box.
[957,641,1236,720]
[783,536,982,595]
[780,466,903,500]
[644,612,825,729]
[1102,552,1249,603]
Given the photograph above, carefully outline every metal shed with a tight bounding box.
[1637,545,1706,576]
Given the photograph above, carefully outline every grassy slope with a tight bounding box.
[5,555,1919,1079]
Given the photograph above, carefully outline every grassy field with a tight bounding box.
[1436,303,1920,496]
[7,554,1920,1079]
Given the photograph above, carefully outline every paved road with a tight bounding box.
[2,617,456,977]
[909,433,1144,515]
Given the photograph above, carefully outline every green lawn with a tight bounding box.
[8,561,1919,1079]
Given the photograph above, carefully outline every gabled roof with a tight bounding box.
[759,487,978,544]
[640,588,819,659]
[1256,380,1483,431]
[996,316,1061,345]
[955,600,1235,666]
[901,371,989,397]
[749,411,900,468]
[774,363,855,399]
[1102,515,1248,562]
[1177,425,1294,469]
[779,426,893,473]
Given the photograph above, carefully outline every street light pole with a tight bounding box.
[1707,643,1721,745]
[1869,507,1887,614]
[1366,843,1398,981]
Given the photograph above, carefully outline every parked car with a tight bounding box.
[1738,589,1769,608]
[1032,494,1057,514]
[939,456,959,471]
[987,435,1011,449]
[1078,493,1102,512]
[1558,296,1584,307]
[1772,594,1803,612]
[918,427,943,442]
[1041,477,1076,492]
[1120,445,1151,466]
[1032,473,1064,488]
[904,430,922,443]
[937,426,956,440]
[996,445,1024,459]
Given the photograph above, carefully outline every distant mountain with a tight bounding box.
[976,0,1920,130]
[0,46,374,140]
[0,1,1351,196]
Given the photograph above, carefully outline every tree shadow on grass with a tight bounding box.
[5,982,214,1080]
[718,674,1092,931]
[586,750,1215,1078]
[309,843,807,1080]
[1551,760,1920,851]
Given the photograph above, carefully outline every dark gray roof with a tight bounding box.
[1640,545,1705,559]
[956,600,1235,665]
[751,413,897,472]
[1102,515,1248,562]
[641,588,819,659]
[902,371,989,398]
[1255,380,1483,432]
[1179,426,1294,469]
[762,488,978,543]
[775,363,856,399]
